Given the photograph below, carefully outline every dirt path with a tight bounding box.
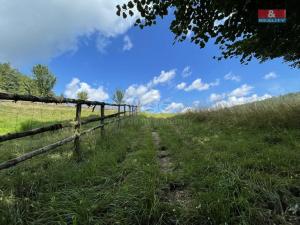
[152,131,173,173]
[152,131,189,208]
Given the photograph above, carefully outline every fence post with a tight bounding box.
[74,103,82,161]
[101,104,105,136]
[124,105,126,117]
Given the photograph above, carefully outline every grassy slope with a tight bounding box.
[157,93,300,224]
[0,101,115,135]
[0,119,162,225]
[0,93,299,224]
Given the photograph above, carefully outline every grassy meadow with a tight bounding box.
[0,101,116,135]
[0,94,299,224]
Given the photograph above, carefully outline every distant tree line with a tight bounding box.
[0,63,56,97]
[1,63,128,103]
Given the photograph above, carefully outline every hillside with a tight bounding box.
[0,93,299,225]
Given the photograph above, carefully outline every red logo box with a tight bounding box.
[258,9,286,23]
[258,9,286,18]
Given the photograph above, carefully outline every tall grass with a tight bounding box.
[0,118,163,225]
[155,93,300,224]
[182,93,300,129]
[0,93,299,224]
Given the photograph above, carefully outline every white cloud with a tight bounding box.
[210,84,271,108]
[176,82,186,90]
[163,102,185,113]
[184,78,219,92]
[213,94,272,108]
[163,101,201,114]
[0,0,136,65]
[140,89,160,105]
[229,84,253,97]
[209,93,226,102]
[64,78,109,101]
[123,35,133,51]
[96,35,111,53]
[124,69,176,109]
[182,107,194,113]
[193,100,201,107]
[124,84,160,106]
[182,66,192,78]
[224,72,241,82]
[150,69,176,86]
[264,72,277,80]
[124,69,177,109]
[184,79,210,91]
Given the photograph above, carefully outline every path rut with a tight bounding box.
[152,131,189,207]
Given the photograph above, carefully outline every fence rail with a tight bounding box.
[0,92,137,170]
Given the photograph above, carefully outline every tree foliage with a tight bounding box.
[112,89,125,104]
[32,64,56,97]
[117,0,299,67]
[77,91,89,101]
[21,77,38,96]
[0,63,20,93]
[0,63,57,96]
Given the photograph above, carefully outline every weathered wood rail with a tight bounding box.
[0,92,137,170]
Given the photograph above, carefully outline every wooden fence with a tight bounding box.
[0,92,137,170]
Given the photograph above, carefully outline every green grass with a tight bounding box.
[0,101,115,135]
[0,118,163,224]
[0,93,299,224]
[140,112,175,119]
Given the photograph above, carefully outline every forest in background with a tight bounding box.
[0,63,57,97]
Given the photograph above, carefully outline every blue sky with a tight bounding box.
[1,1,299,112]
